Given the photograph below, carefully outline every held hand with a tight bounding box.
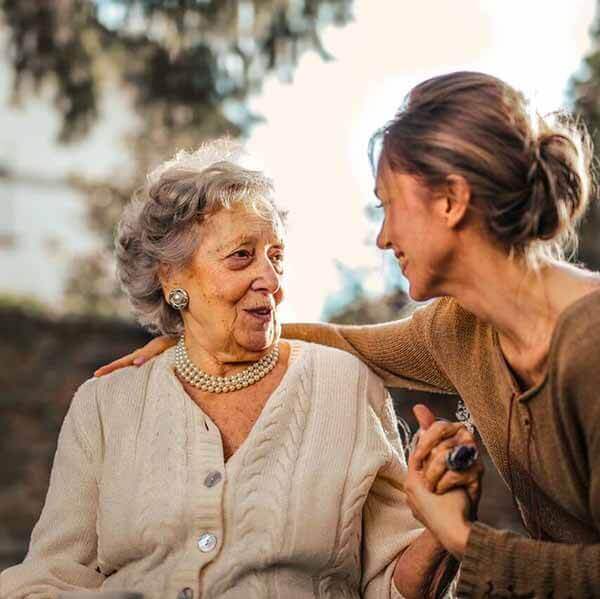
[404,404,482,559]
[404,455,472,559]
[93,335,177,377]
[412,404,484,511]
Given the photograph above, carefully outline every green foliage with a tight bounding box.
[0,0,353,316]
[569,3,600,270]
[1,0,353,143]
[0,293,51,318]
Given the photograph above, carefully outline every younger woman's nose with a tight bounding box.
[376,223,391,250]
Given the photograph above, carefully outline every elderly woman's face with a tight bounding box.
[170,204,285,356]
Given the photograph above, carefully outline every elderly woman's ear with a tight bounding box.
[158,265,190,312]
[158,263,176,295]
[93,260,182,377]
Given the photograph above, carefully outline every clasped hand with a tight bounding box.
[404,404,484,560]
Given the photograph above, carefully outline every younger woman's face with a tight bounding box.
[375,160,456,301]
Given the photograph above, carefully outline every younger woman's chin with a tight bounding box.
[406,281,436,302]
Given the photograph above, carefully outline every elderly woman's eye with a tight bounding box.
[271,253,284,266]
[231,249,252,259]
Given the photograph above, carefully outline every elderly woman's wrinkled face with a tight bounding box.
[168,204,285,357]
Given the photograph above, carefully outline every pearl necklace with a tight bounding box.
[174,336,280,393]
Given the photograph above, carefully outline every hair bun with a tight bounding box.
[525,122,590,246]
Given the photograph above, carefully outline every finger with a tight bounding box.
[454,427,477,446]
[421,438,477,489]
[435,462,483,494]
[421,431,477,488]
[415,428,471,472]
[94,353,141,377]
[421,447,455,489]
[413,404,436,431]
[427,431,473,460]
[412,421,465,466]
[467,476,483,507]
[148,335,177,354]
[93,336,176,377]
[407,445,421,473]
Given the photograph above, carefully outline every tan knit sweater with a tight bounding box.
[283,292,600,598]
[1,341,423,599]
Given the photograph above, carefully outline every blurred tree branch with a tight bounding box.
[569,0,600,270]
[1,0,353,142]
[0,0,354,316]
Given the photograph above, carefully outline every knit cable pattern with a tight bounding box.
[208,357,312,597]
[130,385,188,590]
[317,471,377,598]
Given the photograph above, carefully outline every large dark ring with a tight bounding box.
[446,445,478,471]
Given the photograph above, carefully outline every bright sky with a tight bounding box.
[0,0,596,321]
[246,0,597,322]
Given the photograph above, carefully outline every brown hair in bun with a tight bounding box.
[371,71,594,264]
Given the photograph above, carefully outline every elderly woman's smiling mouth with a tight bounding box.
[244,304,274,323]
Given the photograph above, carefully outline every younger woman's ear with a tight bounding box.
[443,174,472,229]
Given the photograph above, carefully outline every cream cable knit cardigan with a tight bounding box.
[1,341,422,599]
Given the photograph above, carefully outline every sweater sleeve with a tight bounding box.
[283,300,456,394]
[0,380,105,598]
[457,327,600,599]
[360,368,433,599]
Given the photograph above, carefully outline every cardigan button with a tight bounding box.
[177,588,193,599]
[204,471,222,488]
[197,532,218,552]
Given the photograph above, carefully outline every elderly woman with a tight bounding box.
[0,140,479,599]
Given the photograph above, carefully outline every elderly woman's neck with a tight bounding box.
[182,328,278,377]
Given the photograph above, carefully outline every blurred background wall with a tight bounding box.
[2,0,600,569]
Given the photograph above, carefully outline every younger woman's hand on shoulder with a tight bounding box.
[93,335,177,377]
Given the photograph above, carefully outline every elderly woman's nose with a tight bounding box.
[251,256,281,292]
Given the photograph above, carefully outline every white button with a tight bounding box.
[197,532,217,552]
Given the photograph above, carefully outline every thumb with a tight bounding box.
[413,404,436,431]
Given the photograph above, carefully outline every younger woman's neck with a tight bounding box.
[443,247,599,355]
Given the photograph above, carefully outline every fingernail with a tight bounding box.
[133,357,146,366]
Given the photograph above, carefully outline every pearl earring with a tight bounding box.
[167,288,189,310]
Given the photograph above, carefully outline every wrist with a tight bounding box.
[444,519,472,560]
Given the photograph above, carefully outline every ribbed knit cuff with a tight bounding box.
[456,521,504,598]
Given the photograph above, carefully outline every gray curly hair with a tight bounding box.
[115,139,285,335]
